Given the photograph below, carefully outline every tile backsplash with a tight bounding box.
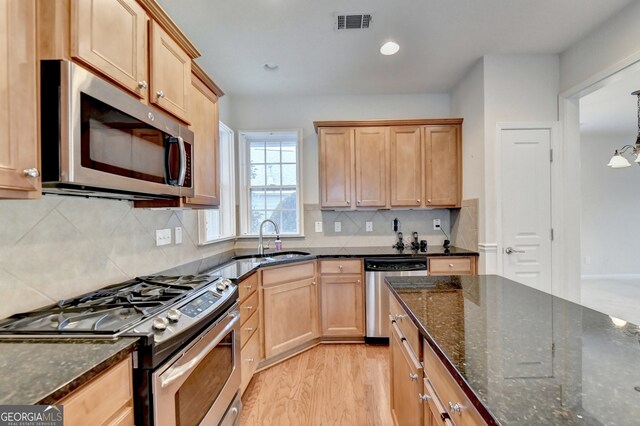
[1,197,453,319]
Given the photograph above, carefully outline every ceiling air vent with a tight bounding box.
[335,13,372,30]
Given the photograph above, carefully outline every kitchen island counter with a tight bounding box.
[386,275,640,425]
[0,337,138,405]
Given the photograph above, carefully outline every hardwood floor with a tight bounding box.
[240,343,393,426]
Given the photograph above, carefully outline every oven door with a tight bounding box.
[152,309,241,426]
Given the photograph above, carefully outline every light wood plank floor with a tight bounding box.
[240,344,393,426]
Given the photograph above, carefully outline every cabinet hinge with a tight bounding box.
[550,149,553,163]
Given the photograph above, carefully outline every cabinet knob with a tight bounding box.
[244,284,253,290]
[339,265,343,271]
[311,281,316,286]
[449,402,462,414]
[156,90,165,98]
[357,280,361,284]
[357,200,361,205]
[409,373,419,382]
[245,327,254,332]
[244,306,253,311]
[346,200,350,205]
[449,263,454,268]
[419,393,431,402]
[23,168,40,178]
[138,80,148,89]
[427,199,432,203]
[417,199,421,203]
[394,313,406,321]
[246,358,255,363]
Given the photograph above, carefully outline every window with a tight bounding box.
[239,130,303,236]
[198,122,236,244]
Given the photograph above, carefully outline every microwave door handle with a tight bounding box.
[177,136,187,186]
[160,312,238,389]
[164,136,179,185]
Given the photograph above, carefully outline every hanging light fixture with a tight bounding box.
[607,90,640,168]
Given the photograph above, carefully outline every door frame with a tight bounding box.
[494,122,560,293]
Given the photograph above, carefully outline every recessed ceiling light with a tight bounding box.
[380,41,400,56]
[263,63,279,71]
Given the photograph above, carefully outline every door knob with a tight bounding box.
[505,247,525,255]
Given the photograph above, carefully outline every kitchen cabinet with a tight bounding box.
[262,262,319,358]
[319,259,364,338]
[318,127,353,208]
[57,356,134,426]
[423,125,461,207]
[390,318,423,426]
[239,273,261,395]
[0,0,40,199]
[70,0,148,99]
[390,126,422,207]
[354,127,389,208]
[315,119,462,210]
[428,256,477,276]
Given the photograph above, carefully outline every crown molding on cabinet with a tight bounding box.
[313,118,463,133]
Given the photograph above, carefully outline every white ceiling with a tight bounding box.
[157,0,633,97]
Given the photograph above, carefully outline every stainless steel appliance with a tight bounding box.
[0,273,240,426]
[364,257,428,343]
[40,60,194,200]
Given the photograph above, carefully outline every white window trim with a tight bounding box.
[198,121,237,245]
[238,129,304,237]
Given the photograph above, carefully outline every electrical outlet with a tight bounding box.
[433,219,441,230]
[315,221,323,233]
[155,228,171,246]
[365,221,373,232]
[174,227,183,244]
[334,221,342,233]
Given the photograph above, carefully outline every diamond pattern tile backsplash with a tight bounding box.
[1,197,455,319]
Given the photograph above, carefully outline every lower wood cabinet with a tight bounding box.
[262,262,319,358]
[319,259,364,338]
[57,356,134,426]
[241,326,261,395]
[239,273,261,395]
[428,256,477,276]
[390,320,423,426]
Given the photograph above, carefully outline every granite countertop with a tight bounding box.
[0,337,137,405]
[386,275,640,426]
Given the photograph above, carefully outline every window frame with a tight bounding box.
[198,121,237,245]
[238,129,304,237]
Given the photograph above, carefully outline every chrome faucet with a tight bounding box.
[258,219,280,256]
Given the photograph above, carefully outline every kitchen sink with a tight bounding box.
[232,251,311,263]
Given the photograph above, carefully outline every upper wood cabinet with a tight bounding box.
[315,119,462,210]
[390,126,422,207]
[354,127,388,208]
[318,127,353,208]
[0,0,40,199]
[150,20,191,123]
[424,125,461,207]
[71,0,148,99]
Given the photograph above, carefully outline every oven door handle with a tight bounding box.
[176,136,187,187]
[160,312,238,389]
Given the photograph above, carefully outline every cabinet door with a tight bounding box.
[390,126,422,207]
[390,325,423,426]
[354,127,388,208]
[320,275,364,337]
[263,278,319,358]
[150,20,191,123]
[424,126,461,207]
[0,0,40,198]
[184,74,219,207]
[71,0,148,99]
[318,127,353,208]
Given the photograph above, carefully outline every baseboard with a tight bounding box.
[581,274,640,280]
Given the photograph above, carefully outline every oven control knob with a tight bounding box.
[216,279,232,291]
[166,308,181,322]
[152,317,169,331]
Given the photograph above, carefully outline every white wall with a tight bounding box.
[580,133,640,276]
[229,93,450,204]
[560,1,640,93]
[218,95,232,128]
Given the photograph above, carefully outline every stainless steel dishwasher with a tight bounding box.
[364,257,428,344]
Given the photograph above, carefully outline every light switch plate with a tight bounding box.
[334,221,342,233]
[175,227,183,244]
[155,228,171,246]
[433,219,441,230]
[365,221,373,232]
[315,221,323,233]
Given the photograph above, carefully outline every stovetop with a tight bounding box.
[0,274,222,336]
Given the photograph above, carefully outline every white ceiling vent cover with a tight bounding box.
[335,13,372,30]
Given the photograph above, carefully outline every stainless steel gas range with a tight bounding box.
[0,273,242,426]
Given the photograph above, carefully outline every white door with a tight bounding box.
[501,128,552,293]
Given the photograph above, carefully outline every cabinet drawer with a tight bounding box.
[262,261,315,287]
[240,291,259,325]
[241,328,261,395]
[238,272,258,303]
[429,257,474,275]
[240,309,259,348]
[389,291,420,357]
[319,259,362,274]
[58,357,133,426]
[423,338,485,425]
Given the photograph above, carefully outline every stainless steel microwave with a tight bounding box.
[40,60,194,200]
